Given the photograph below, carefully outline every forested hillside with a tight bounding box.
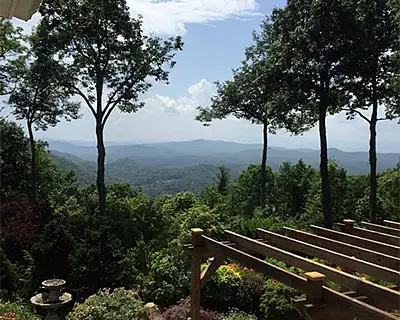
[48,139,400,174]
[50,142,399,196]
[1,0,399,319]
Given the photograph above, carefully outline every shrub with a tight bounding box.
[0,301,38,320]
[163,297,218,320]
[142,242,190,307]
[219,309,257,320]
[67,288,148,320]
[235,269,265,315]
[260,279,302,320]
[202,264,265,315]
[201,264,242,310]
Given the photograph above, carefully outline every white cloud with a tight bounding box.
[143,78,216,114]
[12,1,259,37]
[128,0,259,35]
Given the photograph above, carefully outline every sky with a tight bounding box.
[4,0,400,152]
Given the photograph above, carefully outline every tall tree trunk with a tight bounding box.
[96,120,106,215]
[260,122,268,209]
[27,121,37,203]
[369,78,378,223]
[319,106,332,228]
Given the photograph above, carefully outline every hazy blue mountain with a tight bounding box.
[48,139,400,174]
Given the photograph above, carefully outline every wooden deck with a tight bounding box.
[185,219,400,320]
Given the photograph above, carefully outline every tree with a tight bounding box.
[344,0,400,222]
[36,0,183,214]
[270,0,356,228]
[0,19,23,95]
[7,47,80,202]
[215,165,230,195]
[197,16,310,210]
[0,119,30,200]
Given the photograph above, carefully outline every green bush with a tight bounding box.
[0,301,38,320]
[142,242,190,306]
[202,264,265,315]
[260,279,302,320]
[67,288,148,320]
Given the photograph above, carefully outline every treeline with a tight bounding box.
[1,118,399,319]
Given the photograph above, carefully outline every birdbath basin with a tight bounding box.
[31,279,72,320]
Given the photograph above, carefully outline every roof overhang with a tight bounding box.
[0,0,42,21]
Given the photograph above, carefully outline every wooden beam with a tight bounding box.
[384,220,400,230]
[202,235,307,293]
[311,225,400,258]
[227,230,400,311]
[283,227,400,271]
[200,256,224,288]
[361,222,400,237]
[255,229,400,286]
[323,286,399,320]
[337,223,400,246]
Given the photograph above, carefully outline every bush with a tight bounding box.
[219,309,257,320]
[235,268,265,315]
[142,242,190,307]
[260,279,302,320]
[202,264,265,315]
[163,297,218,320]
[0,301,38,320]
[67,288,148,320]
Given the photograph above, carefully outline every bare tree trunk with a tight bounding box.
[96,120,106,215]
[260,122,268,209]
[319,106,332,229]
[27,121,37,203]
[369,78,378,223]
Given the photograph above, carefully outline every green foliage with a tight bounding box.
[202,264,265,315]
[0,19,23,95]
[260,279,301,320]
[67,288,148,320]
[0,302,38,320]
[179,204,225,243]
[0,119,30,201]
[378,164,400,220]
[142,243,190,306]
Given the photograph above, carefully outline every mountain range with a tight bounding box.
[48,139,400,195]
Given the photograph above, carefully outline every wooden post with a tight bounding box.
[342,220,356,274]
[191,228,203,320]
[343,219,355,233]
[304,271,326,305]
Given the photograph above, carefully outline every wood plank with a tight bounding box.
[311,225,400,258]
[362,222,400,237]
[232,230,400,311]
[323,286,399,320]
[337,223,400,246]
[255,229,400,286]
[283,227,400,271]
[384,220,400,230]
[202,235,307,293]
[200,256,224,288]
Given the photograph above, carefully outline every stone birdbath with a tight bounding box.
[30,279,72,320]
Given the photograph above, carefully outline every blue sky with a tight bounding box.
[5,0,400,152]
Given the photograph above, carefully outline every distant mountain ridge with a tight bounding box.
[48,139,399,174]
